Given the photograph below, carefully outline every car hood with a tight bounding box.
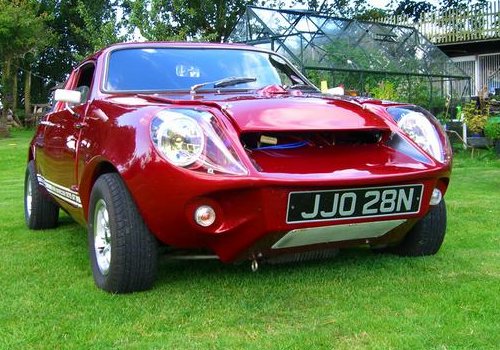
[107,92,392,133]
[215,96,390,132]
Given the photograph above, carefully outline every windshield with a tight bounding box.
[104,47,311,92]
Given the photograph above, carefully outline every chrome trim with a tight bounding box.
[272,219,407,249]
[430,188,443,205]
[94,199,111,275]
[39,120,56,127]
[37,175,82,208]
[26,177,32,217]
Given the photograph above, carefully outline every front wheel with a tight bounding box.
[88,173,158,293]
[386,200,447,256]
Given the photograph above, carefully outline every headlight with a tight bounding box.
[397,111,443,162]
[154,112,204,166]
[151,109,248,175]
[388,106,448,163]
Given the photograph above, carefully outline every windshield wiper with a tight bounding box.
[190,76,256,93]
[285,83,319,92]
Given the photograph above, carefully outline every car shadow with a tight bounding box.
[153,247,401,290]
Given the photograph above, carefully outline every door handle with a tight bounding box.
[75,122,88,130]
[40,120,55,127]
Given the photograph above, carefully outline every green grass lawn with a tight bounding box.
[0,129,498,349]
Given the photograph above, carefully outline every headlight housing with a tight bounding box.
[388,106,450,163]
[154,114,204,166]
[151,109,248,175]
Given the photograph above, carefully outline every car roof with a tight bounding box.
[84,41,265,62]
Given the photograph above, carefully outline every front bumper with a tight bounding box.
[125,160,449,262]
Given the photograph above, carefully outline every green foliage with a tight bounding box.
[124,0,254,42]
[321,39,399,75]
[355,8,389,21]
[389,0,436,21]
[73,0,125,57]
[484,116,500,140]
[0,0,53,59]
[1,0,122,120]
[0,0,54,136]
[313,35,451,113]
[305,69,332,88]
[305,68,449,115]
[370,80,398,101]
[24,0,122,103]
[462,99,490,133]
[388,0,488,21]
[293,0,380,18]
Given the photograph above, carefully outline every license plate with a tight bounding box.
[286,184,423,224]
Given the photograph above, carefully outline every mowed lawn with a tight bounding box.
[0,129,498,350]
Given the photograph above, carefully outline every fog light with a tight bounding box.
[429,188,442,205]
[194,205,216,227]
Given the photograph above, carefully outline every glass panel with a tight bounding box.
[229,8,469,76]
[227,6,472,110]
[105,48,306,92]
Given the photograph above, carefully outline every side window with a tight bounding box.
[75,63,95,103]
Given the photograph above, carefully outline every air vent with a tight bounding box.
[241,130,385,151]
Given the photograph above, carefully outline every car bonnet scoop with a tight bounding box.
[218,97,391,133]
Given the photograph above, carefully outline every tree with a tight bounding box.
[0,0,52,137]
[292,0,373,18]
[389,0,436,21]
[124,0,255,42]
[73,0,125,56]
[27,0,123,107]
[388,0,489,22]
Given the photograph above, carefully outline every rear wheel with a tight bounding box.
[88,173,158,293]
[24,161,59,229]
[386,200,447,256]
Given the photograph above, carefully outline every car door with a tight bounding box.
[36,62,96,218]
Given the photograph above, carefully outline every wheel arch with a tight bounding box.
[79,157,119,220]
[28,147,34,162]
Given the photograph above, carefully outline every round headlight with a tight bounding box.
[154,113,204,166]
[397,111,444,162]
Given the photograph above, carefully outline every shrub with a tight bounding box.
[484,116,500,140]
[462,100,490,134]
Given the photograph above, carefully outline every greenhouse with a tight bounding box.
[228,6,471,119]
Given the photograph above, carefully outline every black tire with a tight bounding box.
[88,173,158,293]
[387,200,447,256]
[24,161,59,229]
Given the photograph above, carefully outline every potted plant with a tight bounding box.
[462,98,491,148]
[484,116,500,156]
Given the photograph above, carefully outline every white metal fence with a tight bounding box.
[376,1,500,44]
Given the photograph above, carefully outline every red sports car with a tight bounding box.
[24,42,452,293]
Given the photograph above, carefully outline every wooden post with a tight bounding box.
[24,70,32,121]
[12,67,18,113]
[11,67,23,127]
[0,57,13,138]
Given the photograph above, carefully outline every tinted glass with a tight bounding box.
[105,48,305,92]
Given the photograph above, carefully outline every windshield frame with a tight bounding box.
[101,45,316,94]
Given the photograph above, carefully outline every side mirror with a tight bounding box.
[54,89,82,104]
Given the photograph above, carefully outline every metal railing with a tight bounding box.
[377,1,500,44]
